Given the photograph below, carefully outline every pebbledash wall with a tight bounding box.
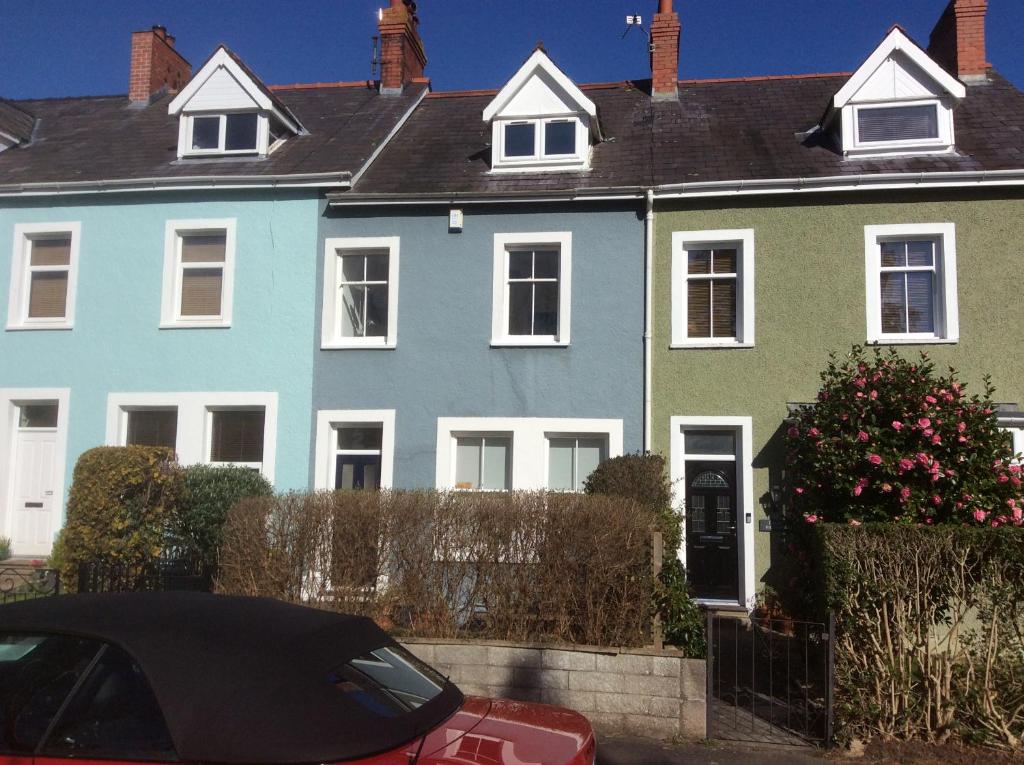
[651,188,1024,606]
[312,202,644,490]
[0,190,319,554]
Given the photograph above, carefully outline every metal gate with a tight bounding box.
[706,612,834,746]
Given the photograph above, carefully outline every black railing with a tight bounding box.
[707,612,834,747]
[77,557,214,594]
[0,566,61,603]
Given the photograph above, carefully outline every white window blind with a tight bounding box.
[858,105,939,143]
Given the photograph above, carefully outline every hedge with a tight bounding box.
[814,523,1024,751]
[217,490,658,648]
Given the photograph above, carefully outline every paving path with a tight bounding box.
[596,736,825,765]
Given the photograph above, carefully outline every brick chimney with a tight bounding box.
[927,0,989,80]
[129,25,191,104]
[378,0,428,95]
[650,0,681,100]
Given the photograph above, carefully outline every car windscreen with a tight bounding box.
[327,645,448,718]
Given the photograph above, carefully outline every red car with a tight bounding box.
[0,592,596,765]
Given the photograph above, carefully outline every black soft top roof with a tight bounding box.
[0,592,463,764]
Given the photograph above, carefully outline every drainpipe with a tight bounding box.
[643,189,654,452]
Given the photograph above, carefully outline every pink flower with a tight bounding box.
[1007,499,1016,508]
[923,428,934,437]
[931,495,942,506]
[1013,507,1023,524]
[931,435,942,445]
[892,420,904,431]
[973,509,987,523]
[958,436,968,444]
[869,390,878,400]
[957,421,967,433]
[999,474,1010,484]
[868,454,882,465]
[881,483,892,492]
[900,486,911,502]
[787,426,799,438]
[898,458,914,472]
[1009,464,1021,475]
[853,377,866,389]
[918,418,931,429]
[848,519,862,527]
[857,431,869,442]
[805,514,818,524]
[1012,476,1022,488]
[794,487,805,495]
[916,452,931,465]
[925,395,937,404]
[856,391,865,398]
[808,427,821,438]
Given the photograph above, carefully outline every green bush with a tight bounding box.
[170,465,273,564]
[0,536,10,561]
[585,452,705,657]
[61,446,184,590]
[787,346,1023,527]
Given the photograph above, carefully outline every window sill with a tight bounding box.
[490,338,569,348]
[159,321,231,330]
[867,336,958,346]
[696,598,750,612]
[670,341,754,350]
[321,341,397,350]
[6,322,74,331]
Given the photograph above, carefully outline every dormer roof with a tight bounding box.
[833,26,966,110]
[482,48,598,130]
[0,98,36,146]
[168,46,303,134]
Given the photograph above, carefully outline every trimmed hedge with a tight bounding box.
[815,523,1024,751]
[60,446,184,590]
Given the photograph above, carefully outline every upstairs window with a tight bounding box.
[321,237,399,349]
[498,118,581,165]
[161,219,236,329]
[856,104,938,144]
[491,232,572,347]
[187,113,259,155]
[6,223,80,331]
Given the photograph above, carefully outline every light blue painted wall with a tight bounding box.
[0,190,320,505]
[314,202,645,488]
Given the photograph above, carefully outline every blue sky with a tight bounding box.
[2,1,1022,100]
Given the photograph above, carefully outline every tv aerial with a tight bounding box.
[622,14,653,53]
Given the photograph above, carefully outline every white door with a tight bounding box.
[11,423,58,556]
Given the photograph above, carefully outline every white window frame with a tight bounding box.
[671,229,755,348]
[842,98,955,158]
[105,392,277,483]
[998,418,1024,463]
[6,222,81,331]
[669,415,755,610]
[314,409,396,490]
[321,236,399,349]
[492,116,588,171]
[864,223,958,344]
[0,388,71,556]
[436,417,622,490]
[544,433,609,493]
[180,112,268,158]
[160,219,236,329]
[491,232,572,347]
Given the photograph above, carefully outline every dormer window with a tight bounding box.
[483,48,601,173]
[168,47,303,160]
[830,28,965,158]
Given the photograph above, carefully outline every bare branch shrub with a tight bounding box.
[217,490,656,647]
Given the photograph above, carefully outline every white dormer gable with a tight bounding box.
[483,48,599,172]
[832,27,965,158]
[168,47,302,159]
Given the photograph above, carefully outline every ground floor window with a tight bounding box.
[454,435,512,491]
[335,425,384,490]
[546,436,606,492]
[314,410,395,490]
[125,409,177,449]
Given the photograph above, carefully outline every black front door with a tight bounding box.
[684,460,739,601]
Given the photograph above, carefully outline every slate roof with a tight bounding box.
[343,71,1024,198]
[0,83,426,188]
[0,98,35,143]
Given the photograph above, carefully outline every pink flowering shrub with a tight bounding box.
[787,346,1023,526]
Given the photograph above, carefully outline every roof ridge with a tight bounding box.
[269,80,375,92]
[680,71,852,85]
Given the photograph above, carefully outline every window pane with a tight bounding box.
[548,438,575,491]
[364,252,389,282]
[28,272,68,318]
[880,241,905,267]
[711,278,736,338]
[576,438,604,490]
[30,237,71,267]
[210,409,265,463]
[533,250,559,279]
[711,248,737,274]
[191,116,220,150]
[857,104,939,142]
[685,430,735,455]
[0,634,103,754]
[504,123,535,157]
[508,250,532,279]
[329,645,446,716]
[338,426,383,450]
[687,280,711,337]
[906,271,935,333]
[41,645,175,760]
[364,284,389,337]
[335,454,381,490]
[225,113,258,151]
[880,272,908,334]
[544,121,576,155]
[687,250,711,274]
[508,283,533,335]
[906,240,935,267]
[482,438,511,491]
[340,284,366,337]
[126,410,177,449]
[455,437,482,489]
[533,282,559,335]
[180,268,223,316]
[340,253,366,282]
[181,233,226,263]
[19,403,58,428]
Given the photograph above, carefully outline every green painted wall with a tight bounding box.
[652,189,1024,594]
